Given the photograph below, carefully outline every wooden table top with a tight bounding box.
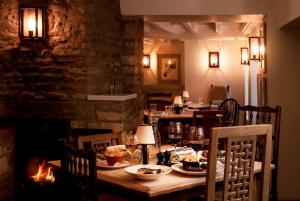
[49,160,269,198]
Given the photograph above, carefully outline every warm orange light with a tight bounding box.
[241,47,249,65]
[143,55,150,68]
[20,7,45,38]
[209,52,219,67]
[31,160,55,183]
[249,37,260,60]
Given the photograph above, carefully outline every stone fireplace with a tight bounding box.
[0,0,144,200]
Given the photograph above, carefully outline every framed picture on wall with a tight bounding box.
[157,54,181,84]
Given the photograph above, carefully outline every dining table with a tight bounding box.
[49,157,273,201]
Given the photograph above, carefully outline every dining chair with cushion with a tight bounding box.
[146,91,172,111]
[209,84,230,106]
[77,132,122,153]
[61,144,127,201]
[237,105,281,201]
[206,124,272,201]
[218,98,239,126]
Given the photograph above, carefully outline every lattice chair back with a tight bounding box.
[237,105,281,200]
[62,144,97,201]
[206,125,272,201]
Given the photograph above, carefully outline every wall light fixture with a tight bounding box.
[19,6,46,39]
[209,52,219,68]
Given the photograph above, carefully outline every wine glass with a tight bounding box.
[125,131,139,161]
[189,127,205,160]
[168,122,182,155]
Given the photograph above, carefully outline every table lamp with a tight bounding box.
[182,90,189,105]
[136,125,155,164]
[173,96,183,114]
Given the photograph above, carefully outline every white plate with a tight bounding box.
[124,165,172,180]
[171,161,224,176]
[97,160,129,169]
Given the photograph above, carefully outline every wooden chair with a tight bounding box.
[209,85,230,105]
[206,124,272,201]
[61,144,127,201]
[192,110,226,139]
[146,92,172,111]
[237,105,281,200]
[77,132,122,153]
[218,98,239,126]
[62,144,97,201]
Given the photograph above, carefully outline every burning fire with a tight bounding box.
[31,160,55,183]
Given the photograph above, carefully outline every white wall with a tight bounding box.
[268,2,300,199]
[184,40,244,104]
[278,0,300,27]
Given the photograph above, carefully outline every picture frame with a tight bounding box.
[157,54,181,84]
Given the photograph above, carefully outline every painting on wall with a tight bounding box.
[157,54,181,84]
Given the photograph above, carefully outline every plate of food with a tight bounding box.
[97,159,129,169]
[171,155,224,176]
[124,165,172,180]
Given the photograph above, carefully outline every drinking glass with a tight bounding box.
[168,122,182,155]
[189,127,205,160]
[125,131,139,161]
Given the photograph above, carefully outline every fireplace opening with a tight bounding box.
[0,117,70,200]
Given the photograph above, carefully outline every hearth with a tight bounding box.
[0,117,70,201]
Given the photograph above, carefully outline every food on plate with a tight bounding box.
[104,145,128,166]
[170,152,180,164]
[181,155,207,172]
[201,150,208,158]
[137,168,163,174]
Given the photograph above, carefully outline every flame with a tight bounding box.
[31,160,55,183]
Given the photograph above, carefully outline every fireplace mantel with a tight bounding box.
[87,93,137,101]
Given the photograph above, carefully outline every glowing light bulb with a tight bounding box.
[28,16,35,36]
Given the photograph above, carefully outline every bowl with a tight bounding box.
[105,155,125,166]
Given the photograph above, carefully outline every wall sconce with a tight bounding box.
[241,47,249,65]
[143,55,150,68]
[249,37,260,60]
[19,6,46,39]
[209,52,219,67]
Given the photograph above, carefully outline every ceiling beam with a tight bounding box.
[144,15,265,23]
[181,22,196,33]
[147,22,171,33]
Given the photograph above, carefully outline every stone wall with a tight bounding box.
[0,0,143,127]
[0,0,143,200]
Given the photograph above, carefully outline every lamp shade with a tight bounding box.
[136,125,155,145]
[173,96,183,105]
[182,90,189,98]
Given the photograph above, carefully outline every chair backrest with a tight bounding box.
[206,124,272,201]
[237,105,281,165]
[237,105,281,199]
[209,84,230,104]
[62,144,97,201]
[146,92,172,111]
[192,110,226,139]
[77,132,122,153]
[218,98,240,126]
